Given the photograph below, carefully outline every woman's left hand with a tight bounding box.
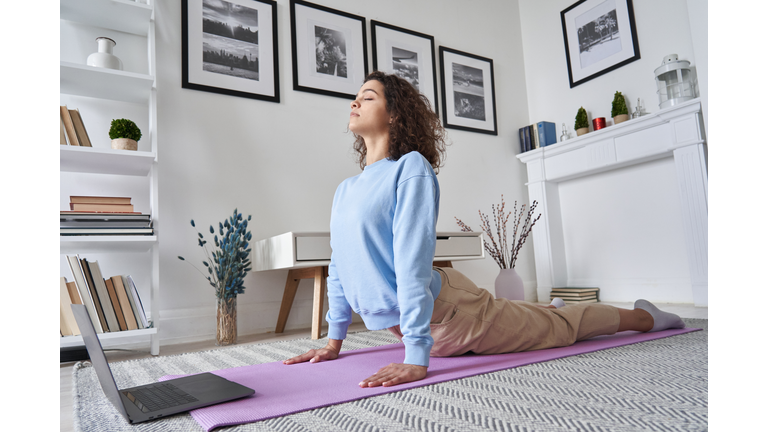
[359,363,428,388]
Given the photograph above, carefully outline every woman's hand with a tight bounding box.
[359,363,428,388]
[283,341,341,365]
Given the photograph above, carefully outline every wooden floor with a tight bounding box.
[60,302,707,432]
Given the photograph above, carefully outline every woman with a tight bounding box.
[283,71,685,388]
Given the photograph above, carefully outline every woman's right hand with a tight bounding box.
[282,343,340,365]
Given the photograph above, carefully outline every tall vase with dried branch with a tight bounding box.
[455,195,541,301]
[179,209,253,346]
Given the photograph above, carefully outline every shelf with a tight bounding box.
[60,0,153,36]
[61,235,157,254]
[60,61,154,104]
[60,327,158,348]
[61,145,156,176]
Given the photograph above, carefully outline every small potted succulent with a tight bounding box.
[611,91,629,125]
[109,118,142,151]
[574,107,589,136]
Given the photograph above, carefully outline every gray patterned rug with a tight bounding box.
[72,318,707,431]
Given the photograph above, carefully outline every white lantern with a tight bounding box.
[654,54,697,109]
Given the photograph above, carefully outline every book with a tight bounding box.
[60,228,154,236]
[112,276,139,330]
[124,275,149,328]
[66,280,82,305]
[60,277,80,336]
[66,255,103,333]
[530,124,540,149]
[518,127,526,154]
[86,260,121,332]
[69,108,92,147]
[61,117,68,145]
[537,121,557,147]
[105,278,127,331]
[70,203,135,212]
[70,196,132,205]
[80,258,109,332]
[558,297,599,304]
[522,126,531,152]
[551,287,600,303]
[60,212,150,220]
[60,105,80,146]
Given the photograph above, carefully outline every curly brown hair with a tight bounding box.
[352,71,447,173]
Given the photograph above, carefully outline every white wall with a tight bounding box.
[59,0,708,347]
[518,0,707,303]
[152,0,534,345]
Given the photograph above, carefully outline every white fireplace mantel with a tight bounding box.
[517,98,707,306]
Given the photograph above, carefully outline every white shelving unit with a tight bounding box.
[60,0,160,355]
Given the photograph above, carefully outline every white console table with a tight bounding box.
[254,232,484,339]
[517,99,707,306]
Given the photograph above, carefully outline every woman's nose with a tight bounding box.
[350,100,359,109]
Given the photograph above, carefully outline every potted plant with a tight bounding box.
[455,195,541,301]
[611,91,629,124]
[109,118,142,151]
[574,107,589,136]
[178,209,253,346]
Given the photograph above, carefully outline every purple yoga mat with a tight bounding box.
[161,327,699,431]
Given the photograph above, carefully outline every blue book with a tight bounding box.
[537,121,557,147]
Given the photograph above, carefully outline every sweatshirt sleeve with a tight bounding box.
[325,256,352,340]
[392,174,438,367]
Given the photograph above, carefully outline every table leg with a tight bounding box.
[275,270,301,334]
[311,266,327,340]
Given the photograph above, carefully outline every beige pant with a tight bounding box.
[389,267,621,357]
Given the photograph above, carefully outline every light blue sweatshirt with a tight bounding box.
[326,151,441,367]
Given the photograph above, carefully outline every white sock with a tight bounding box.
[634,299,685,332]
[550,298,566,308]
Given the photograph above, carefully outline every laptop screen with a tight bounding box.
[71,304,129,419]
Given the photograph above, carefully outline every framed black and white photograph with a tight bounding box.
[181,0,279,102]
[290,0,367,99]
[561,0,640,88]
[439,47,497,135]
[371,20,439,116]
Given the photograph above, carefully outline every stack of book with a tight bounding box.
[61,255,150,335]
[550,287,600,304]
[60,105,92,147]
[60,196,153,236]
[519,121,556,153]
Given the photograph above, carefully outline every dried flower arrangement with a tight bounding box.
[455,195,541,269]
[178,209,253,300]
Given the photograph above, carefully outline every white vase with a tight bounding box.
[494,268,525,301]
[87,37,123,70]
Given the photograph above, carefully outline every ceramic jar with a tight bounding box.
[494,268,525,301]
[87,37,123,70]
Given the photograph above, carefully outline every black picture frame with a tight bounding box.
[561,0,640,88]
[371,20,439,117]
[290,0,368,100]
[181,0,279,103]
[438,46,497,135]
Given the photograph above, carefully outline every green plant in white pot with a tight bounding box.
[109,118,142,151]
[574,107,589,136]
[611,91,629,124]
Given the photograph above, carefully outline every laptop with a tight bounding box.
[71,304,255,424]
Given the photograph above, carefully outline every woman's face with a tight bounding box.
[349,80,391,138]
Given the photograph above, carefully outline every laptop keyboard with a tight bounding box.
[124,382,199,413]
